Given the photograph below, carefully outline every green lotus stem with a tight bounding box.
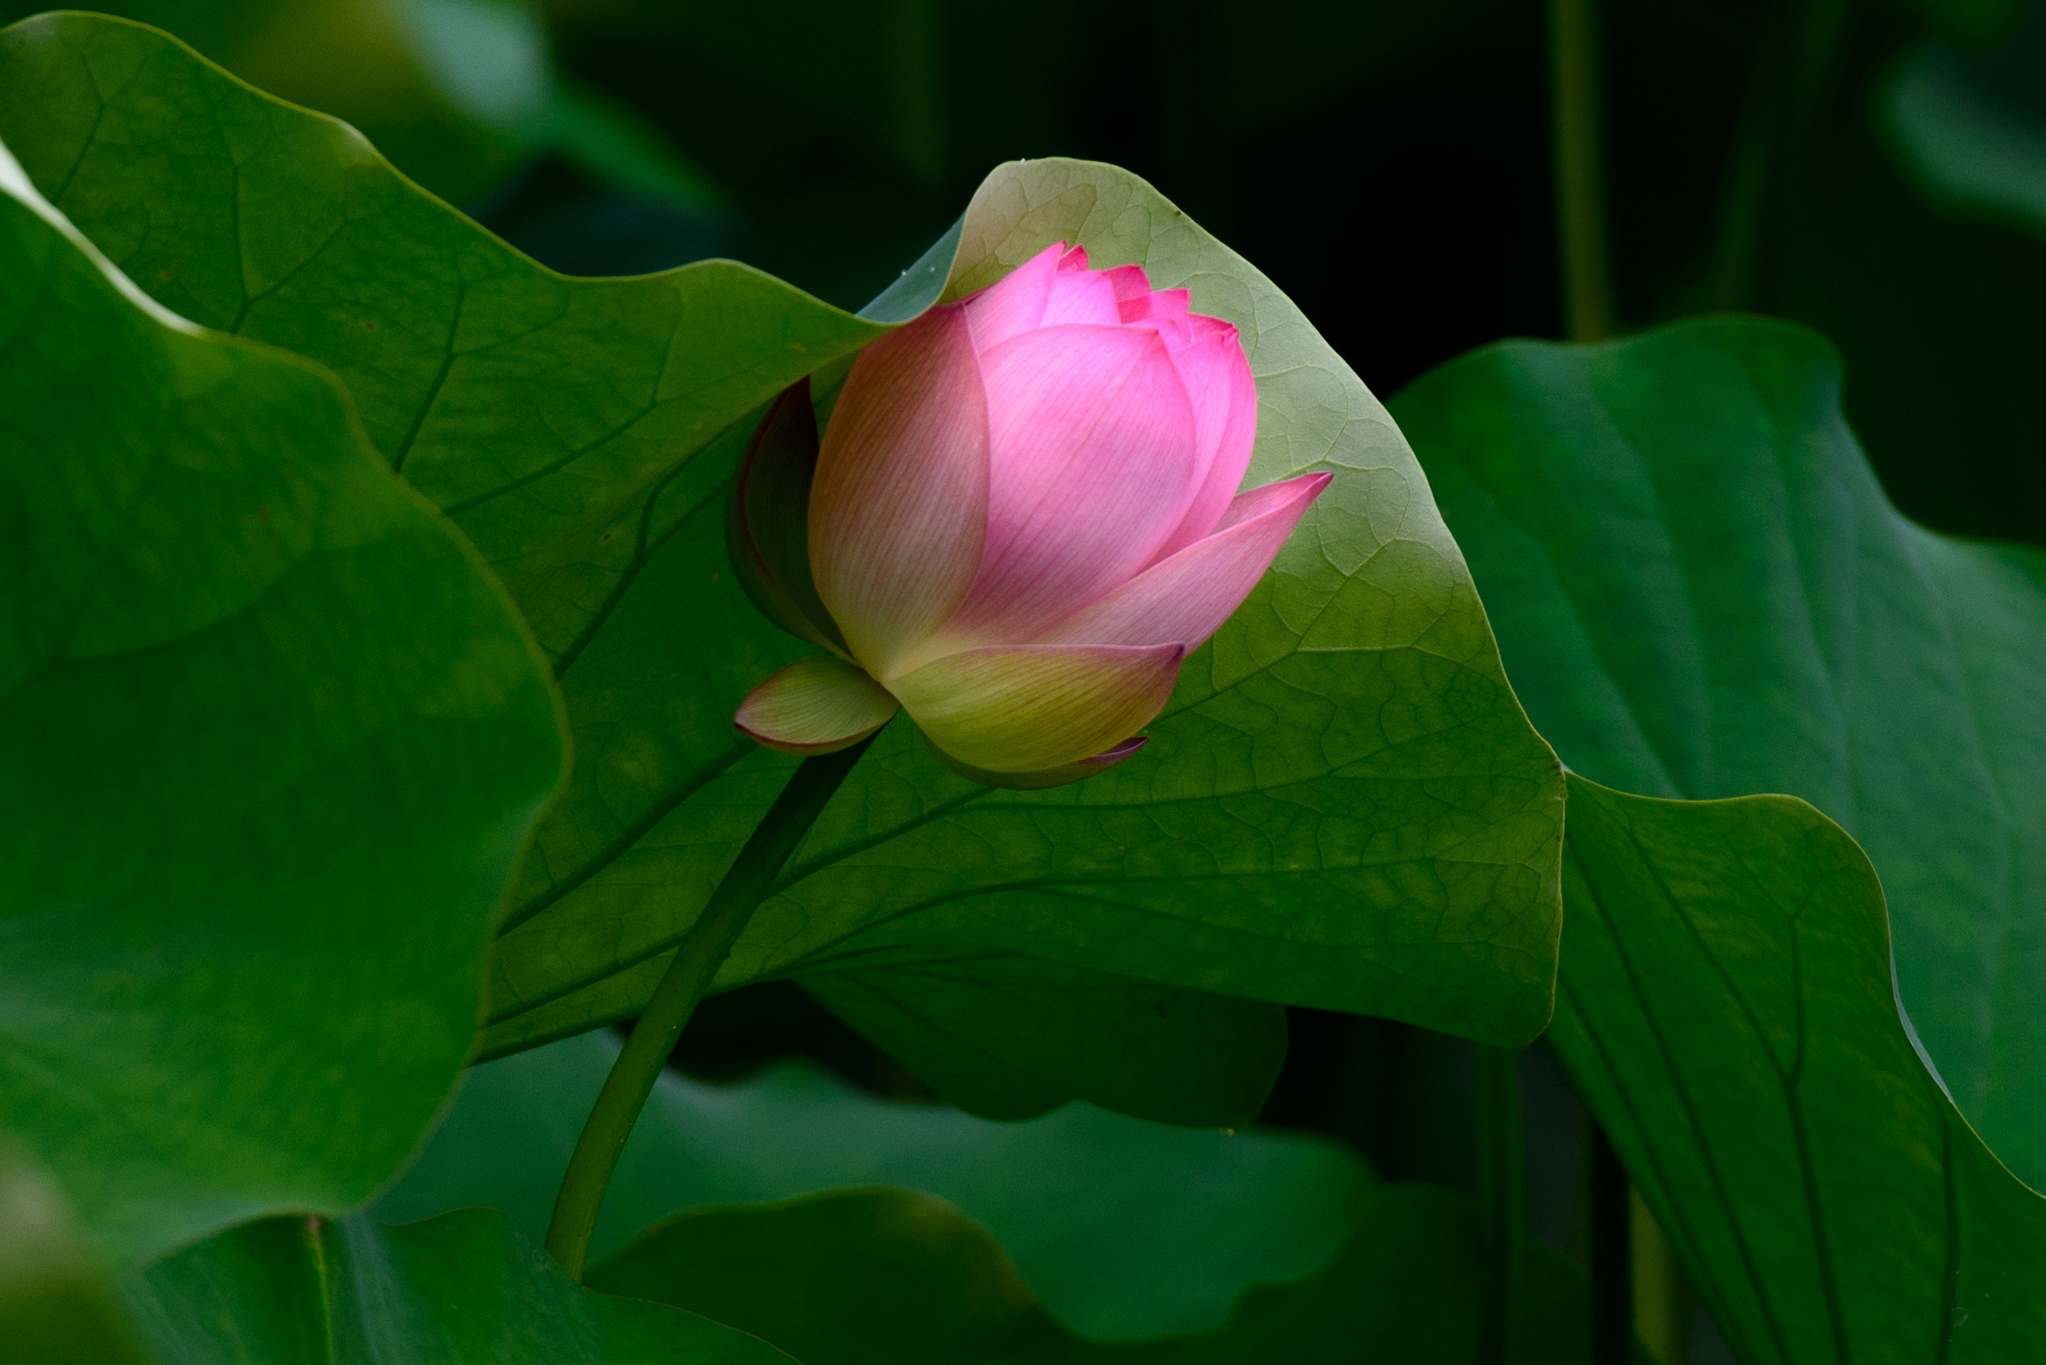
[1709,0,1851,309]
[1475,1045,1525,1363]
[1549,0,1615,343]
[543,739,872,1281]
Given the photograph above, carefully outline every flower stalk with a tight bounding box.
[1550,0,1615,343]
[542,739,872,1281]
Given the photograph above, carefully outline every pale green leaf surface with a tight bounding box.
[1392,317,2046,1186]
[0,132,564,1264]
[373,1031,1374,1340]
[588,1183,1618,1364]
[1551,779,2046,1364]
[118,1209,793,1364]
[0,17,1564,1100]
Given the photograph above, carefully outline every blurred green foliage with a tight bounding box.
[0,1145,150,1365]
[376,1031,1375,1340]
[0,0,718,207]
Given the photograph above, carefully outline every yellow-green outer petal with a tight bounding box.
[890,644,1182,774]
[735,655,898,755]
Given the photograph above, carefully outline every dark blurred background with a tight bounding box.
[11,0,2042,1354]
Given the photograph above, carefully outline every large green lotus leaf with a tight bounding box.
[0,130,564,1265]
[117,1209,793,1364]
[593,1188,1074,1365]
[798,955,1288,1126]
[1390,316,2046,1187]
[0,17,1564,1092]
[373,1031,1374,1340]
[587,1183,1615,1364]
[1550,779,2046,1363]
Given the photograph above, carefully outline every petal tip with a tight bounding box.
[733,655,900,755]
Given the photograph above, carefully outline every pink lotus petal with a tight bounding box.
[961,240,1066,352]
[1119,284,1191,333]
[926,734,1149,790]
[735,653,900,755]
[1150,316,1259,561]
[1039,472,1331,650]
[1103,263,1151,301]
[1057,244,1090,271]
[931,323,1199,650]
[809,304,990,679]
[889,642,1183,775]
[1040,264,1121,328]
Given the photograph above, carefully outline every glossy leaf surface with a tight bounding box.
[0,14,1566,1083]
[589,1184,1618,1363]
[1550,779,2046,1364]
[119,1209,792,1364]
[1394,316,2046,1186]
[374,1031,1373,1340]
[0,135,564,1264]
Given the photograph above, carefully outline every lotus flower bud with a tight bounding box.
[729,241,1329,789]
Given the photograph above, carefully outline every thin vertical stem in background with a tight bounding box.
[887,0,944,190]
[1548,3,1634,1348]
[1709,0,1852,310]
[543,740,872,1281]
[1475,1046,1525,1364]
[1591,1125,1632,1365]
[1549,0,1615,343]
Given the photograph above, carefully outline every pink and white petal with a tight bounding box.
[1150,319,1260,561]
[1040,265,1122,328]
[1038,472,1331,651]
[809,304,990,678]
[930,324,1200,651]
[961,240,1065,352]
[735,654,900,755]
[889,642,1183,774]
[926,734,1149,790]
